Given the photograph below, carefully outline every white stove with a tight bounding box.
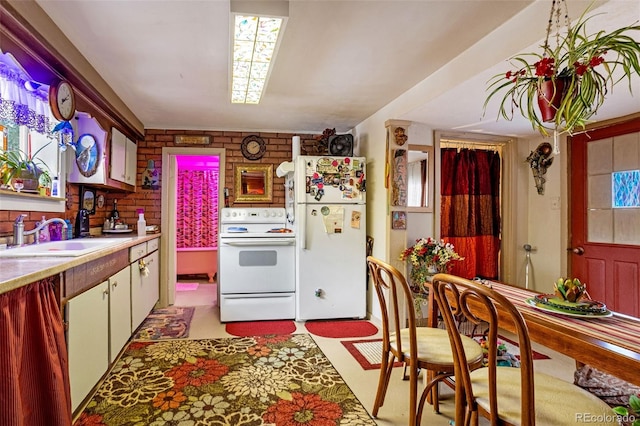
[218,208,296,322]
[219,207,294,238]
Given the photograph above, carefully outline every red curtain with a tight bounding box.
[440,148,501,279]
[0,278,72,426]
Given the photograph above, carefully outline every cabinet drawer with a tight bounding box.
[147,238,159,252]
[129,243,147,262]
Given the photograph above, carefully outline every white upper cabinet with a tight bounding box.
[110,127,137,187]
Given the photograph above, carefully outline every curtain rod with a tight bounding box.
[439,138,509,147]
[440,140,504,152]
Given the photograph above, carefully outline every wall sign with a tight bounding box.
[175,135,211,145]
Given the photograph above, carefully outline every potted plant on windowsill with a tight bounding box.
[0,143,51,192]
[483,2,640,138]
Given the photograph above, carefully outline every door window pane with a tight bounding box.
[612,170,640,208]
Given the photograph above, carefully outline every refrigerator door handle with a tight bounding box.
[299,204,307,250]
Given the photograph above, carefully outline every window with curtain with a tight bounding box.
[0,53,60,180]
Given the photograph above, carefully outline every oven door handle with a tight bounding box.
[221,240,295,246]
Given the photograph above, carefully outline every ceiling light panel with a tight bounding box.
[231,15,284,104]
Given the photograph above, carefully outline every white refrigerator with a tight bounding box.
[288,155,367,321]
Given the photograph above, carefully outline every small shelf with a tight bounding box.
[0,188,64,201]
[0,189,66,212]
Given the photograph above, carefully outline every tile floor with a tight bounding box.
[173,281,577,425]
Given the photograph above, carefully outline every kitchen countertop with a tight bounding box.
[0,234,161,295]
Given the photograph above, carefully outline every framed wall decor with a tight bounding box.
[392,211,406,230]
[391,149,407,206]
[234,164,273,203]
[80,186,97,214]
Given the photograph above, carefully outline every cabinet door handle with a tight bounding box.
[112,281,118,288]
[103,289,110,296]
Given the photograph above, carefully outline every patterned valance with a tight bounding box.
[0,58,55,135]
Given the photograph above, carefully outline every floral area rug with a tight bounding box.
[74,334,376,425]
[132,306,195,341]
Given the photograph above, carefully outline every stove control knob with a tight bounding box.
[223,211,230,217]
[270,211,276,217]
[232,211,237,217]
[262,210,268,217]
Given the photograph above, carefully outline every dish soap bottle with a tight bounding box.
[137,209,146,237]
[38,216,50,243]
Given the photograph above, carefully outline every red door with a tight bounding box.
[569,118,640,317]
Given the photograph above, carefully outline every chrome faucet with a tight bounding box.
[12,214,27,246]
[14,215,69,245]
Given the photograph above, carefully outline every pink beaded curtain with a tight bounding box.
[176,168,219,248]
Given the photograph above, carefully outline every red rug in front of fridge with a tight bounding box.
[305,319,378,338]
[225,320,297,337]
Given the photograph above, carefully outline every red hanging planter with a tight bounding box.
[537,78,567,122]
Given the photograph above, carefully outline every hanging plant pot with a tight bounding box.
[537,78,567,123]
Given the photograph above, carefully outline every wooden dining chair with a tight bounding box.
[431,273,619,426]
[366,257,484,426]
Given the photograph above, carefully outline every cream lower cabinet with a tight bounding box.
[109,265,132,362]
[67,265,132,412]
[67,281,109,412]
[131,249,159,331]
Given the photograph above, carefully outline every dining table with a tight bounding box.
[425,279,640,387]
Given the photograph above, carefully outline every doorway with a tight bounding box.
[160,147,225,307]
[434,132,516,283]
[569,118,640,317]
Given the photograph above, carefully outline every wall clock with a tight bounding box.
[241,135,266,160]
[49,79,76,122]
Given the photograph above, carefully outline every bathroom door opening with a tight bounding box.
[160,147,225,308]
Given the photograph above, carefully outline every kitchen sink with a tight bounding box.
[0,239,130,258]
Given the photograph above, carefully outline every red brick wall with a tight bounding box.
[0,129,321,240]
[105,129,299,228]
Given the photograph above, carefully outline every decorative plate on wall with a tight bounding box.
[241,135,266,160]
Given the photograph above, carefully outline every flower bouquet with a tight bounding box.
[399,237,464,291]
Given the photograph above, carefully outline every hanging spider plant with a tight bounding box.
[484,2,640,138]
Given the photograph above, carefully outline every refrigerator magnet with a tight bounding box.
[351,211,361,229]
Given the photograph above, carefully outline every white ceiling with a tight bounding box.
[35,0,640,138]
